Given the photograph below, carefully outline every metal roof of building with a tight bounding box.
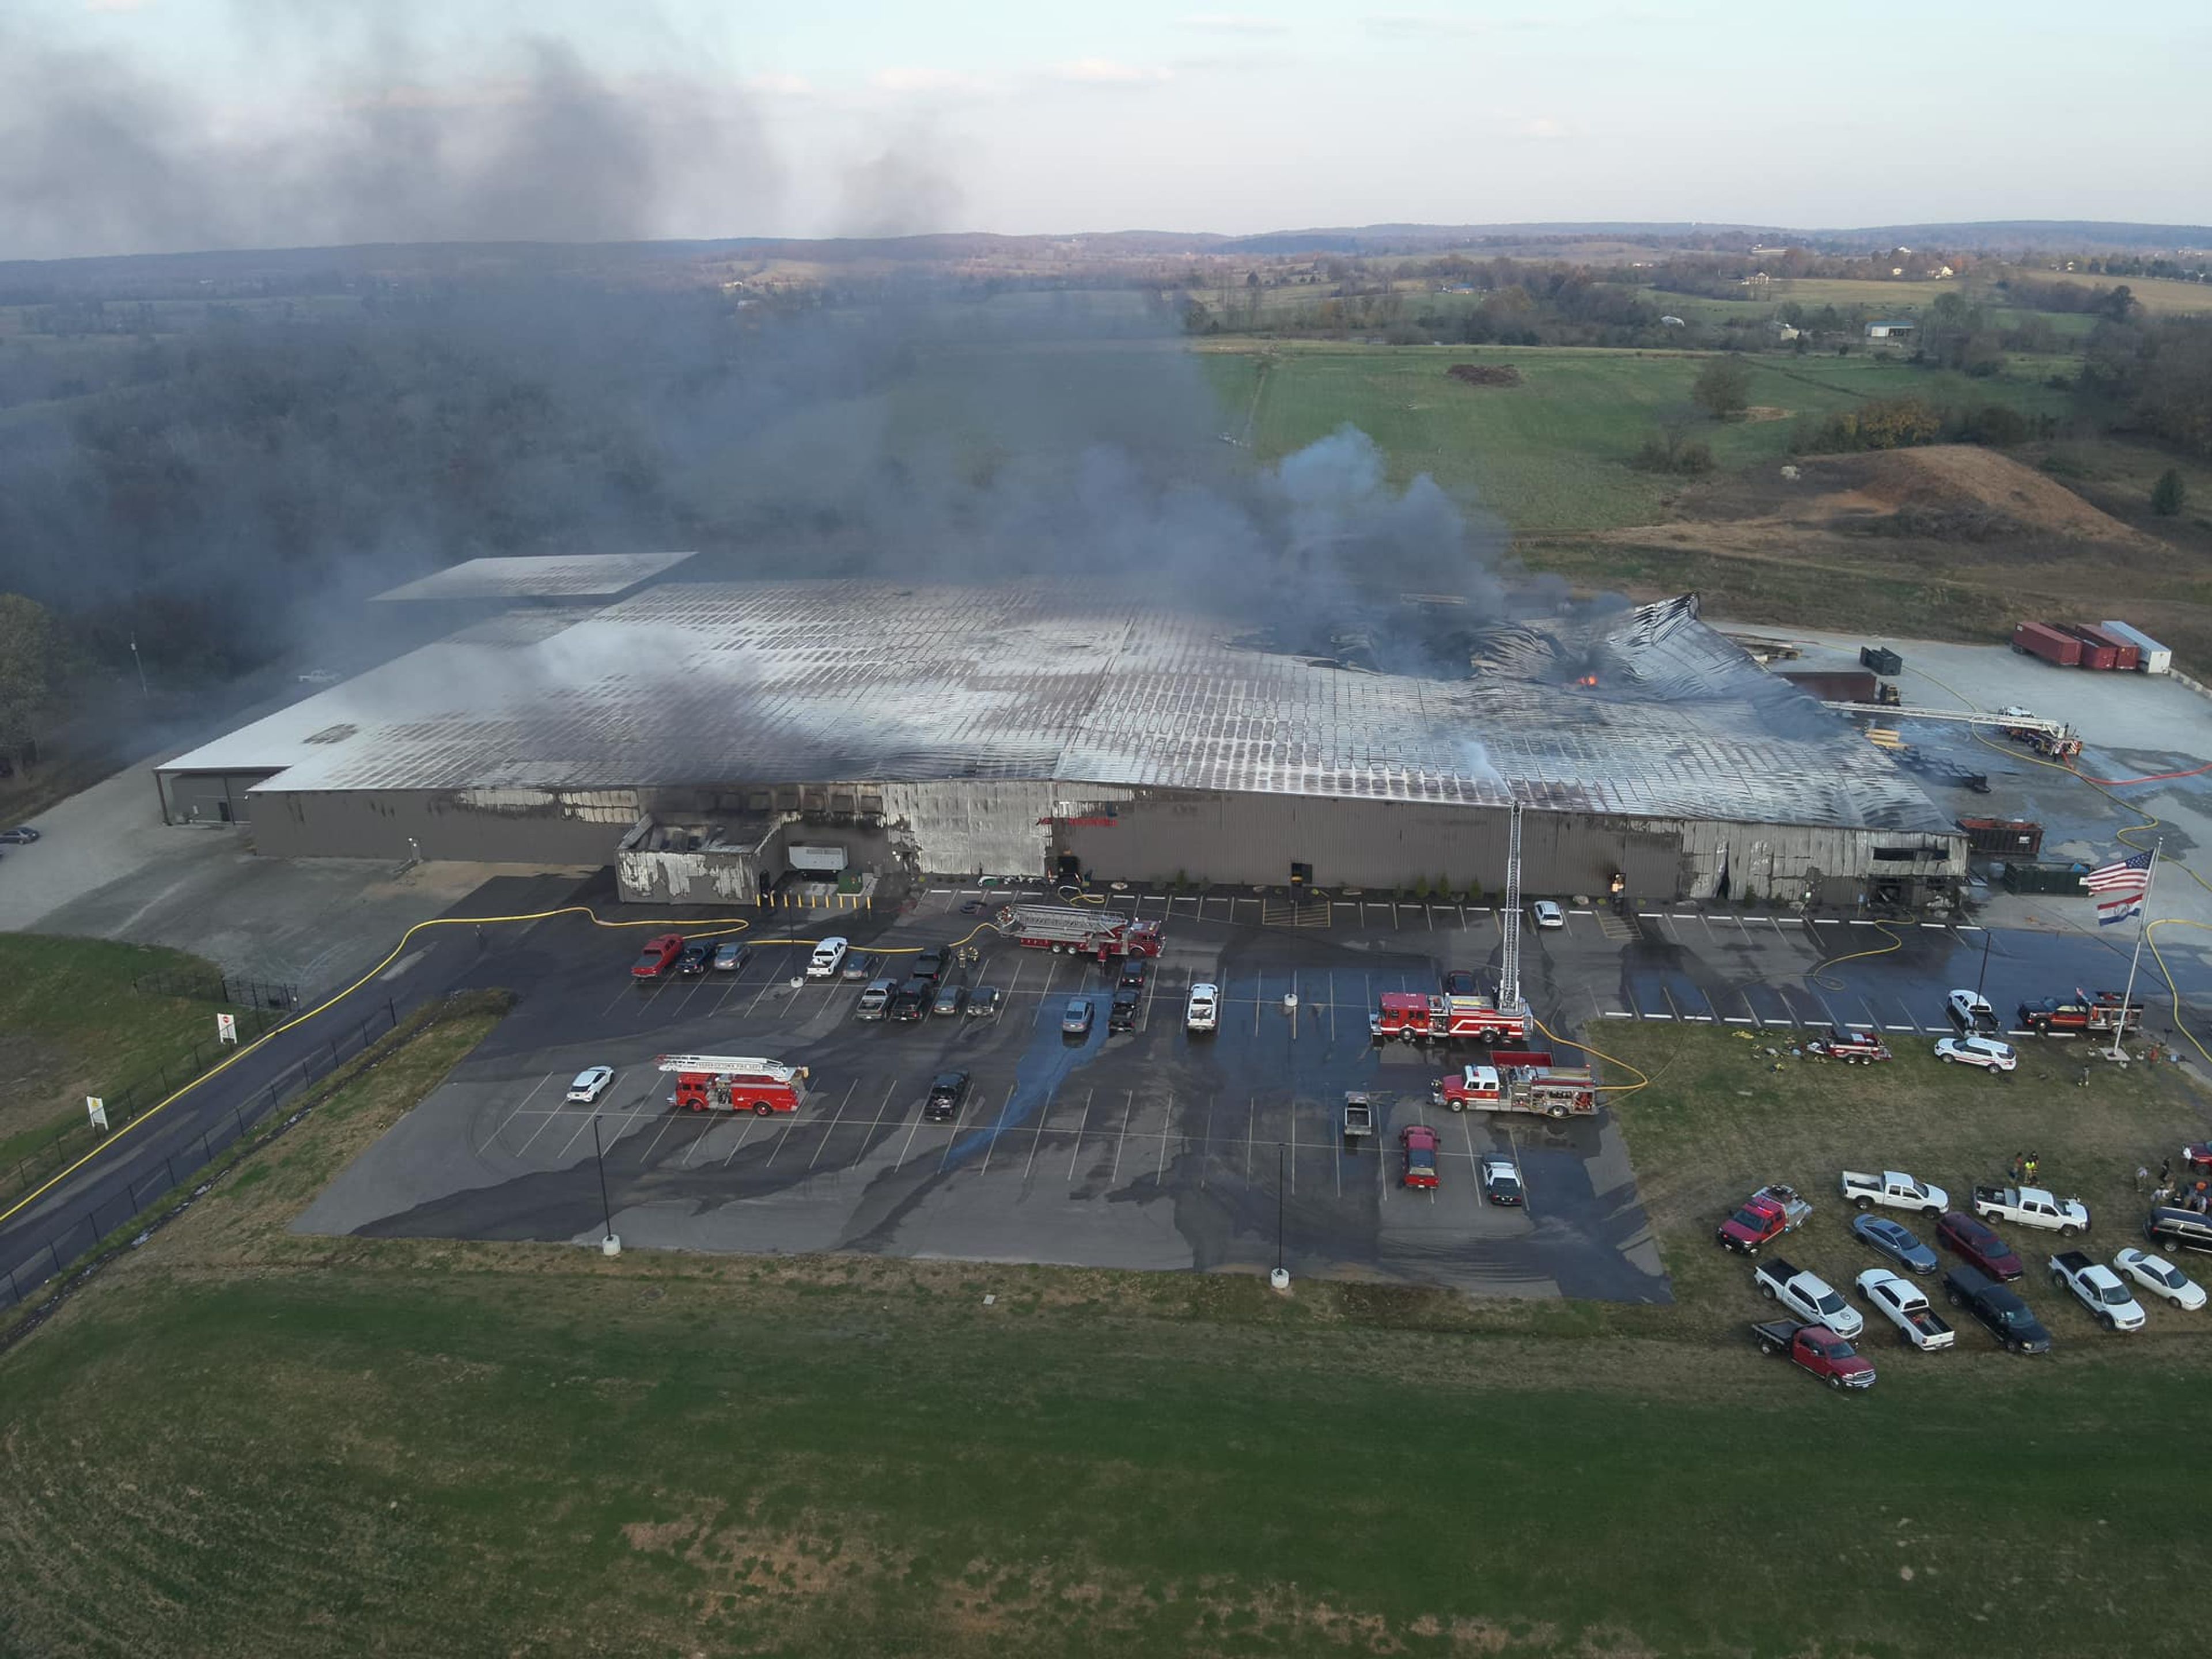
[369,552,699,603]
[163,581,1953,834]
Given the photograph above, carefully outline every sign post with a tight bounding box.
[217,1012,238,1046]
[87,1096,109,1132]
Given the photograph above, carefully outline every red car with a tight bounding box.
[630,933,685,980]
[1400,1124,1441,1190]
[1937,1210,2024,1282]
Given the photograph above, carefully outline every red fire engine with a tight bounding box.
[1430,1050,1596,1119]
[656,1054,810,1116]
[1369,992,1531,1045]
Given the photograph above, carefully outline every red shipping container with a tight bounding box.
[2012,622,2082,666]
[2063,628,2119,671]
[2066,624,2139,672]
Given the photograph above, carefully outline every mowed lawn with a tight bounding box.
[0,934,263,1164]
[1198,344,2071,535]
[2,1003,2208,1657]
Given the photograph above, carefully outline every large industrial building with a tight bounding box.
[156,560,1967,908]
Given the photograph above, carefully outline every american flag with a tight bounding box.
[2081,851,2153,893]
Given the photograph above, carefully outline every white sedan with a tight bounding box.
[2113,1247,2207,1311]
[1935,1035,2017,1072]
[566,1065,616,1103]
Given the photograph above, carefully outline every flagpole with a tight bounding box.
[2109,842,2159,1063]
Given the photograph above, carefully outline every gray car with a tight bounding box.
[1060,997,1093,1036]
[1853,1212,1940,1275]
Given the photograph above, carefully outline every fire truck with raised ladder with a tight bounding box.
[996,904,1164,961]
[1431,1050,1597,1119]
[657,1055,810,1116]
[1370,991,1531,1045]
[2016,989,2145,1037]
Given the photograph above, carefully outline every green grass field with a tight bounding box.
[3,998,2207,1657]
[1196,343,2072,534]
[0,934,278,1167]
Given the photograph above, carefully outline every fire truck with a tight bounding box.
[995,904,1164,961]
[2016,990,2145,1037]
[1369,992,1531,1045]
[1430,1050,1597,1119]
[656,1054,810,1116]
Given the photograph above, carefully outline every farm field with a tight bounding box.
[3,1003,2206,1658]
[1195,342,2071,535]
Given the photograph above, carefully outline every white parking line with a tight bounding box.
[1110,1090,1132,1184]
[1724,1015,1753,1023]
[1157,1093,1172,1184]
[712,1113,758,1168]
[809,1078,863,1169]
[1884,1024,1915,1032]
[892,1086,929,1171]
[486,1070,562,1153]
[1603,1009,1635,1018]
[1245,1096,1255,1186]
[1066,1088,1094,1181]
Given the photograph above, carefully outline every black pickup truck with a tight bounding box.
[1942,1264,2053,1354]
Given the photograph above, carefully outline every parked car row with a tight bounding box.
[1726,1164,2205,1389]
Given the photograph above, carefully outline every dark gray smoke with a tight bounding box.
[0,11,1521,692]
[0,25,777,259]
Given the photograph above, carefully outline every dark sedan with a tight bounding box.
[1852,1213,1940,1275]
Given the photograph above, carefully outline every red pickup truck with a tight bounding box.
[1715,1183,1813,1256]
[631,933,685,980]
[1751,1320,1876,1391]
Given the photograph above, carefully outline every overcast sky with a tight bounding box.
[2,0,2206,259]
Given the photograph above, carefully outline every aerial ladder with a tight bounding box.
[1820,701,2083,759]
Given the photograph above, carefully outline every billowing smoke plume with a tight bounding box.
[0,13,1521,691]
[0,23,778,259]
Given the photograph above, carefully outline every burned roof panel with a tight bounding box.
[370,552,699,604]
[159,580,1953,835]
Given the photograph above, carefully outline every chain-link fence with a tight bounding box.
[132,969,299,1011]
[1,999,399,1313]
[1,1000,293,1203]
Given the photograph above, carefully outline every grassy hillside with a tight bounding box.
[3,1002,2206,1657]
[0,934,275,1167]
[1196,343,2071,535]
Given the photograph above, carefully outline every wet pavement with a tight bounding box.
[296,876,2211,1301]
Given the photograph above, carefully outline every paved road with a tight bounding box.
[0,874,583,1302]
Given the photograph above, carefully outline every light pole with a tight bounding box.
[1974,926,1993,997]
[591,1113,619,1255]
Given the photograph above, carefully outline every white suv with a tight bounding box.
[1185,982,1219,1033]
[1936,1035,2016,1071]
[806,935,849,978]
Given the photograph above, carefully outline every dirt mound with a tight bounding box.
[1823,445,2152,546]
[1446,363,1522,387]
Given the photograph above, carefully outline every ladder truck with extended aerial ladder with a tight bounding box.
[995,903,1163,961]
[1820,699,2084,760]
[656,1054,810,1116]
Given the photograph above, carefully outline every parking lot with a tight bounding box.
[298,893,1664,1299]
[294,873,2206,1297]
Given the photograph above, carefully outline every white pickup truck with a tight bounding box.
[1854,1267,1956,1351]
[1754,1257,1865,1339]
[1838,1169,1949,1217]
[2048,1251,2146,1330]
[1972,1184,2090,1237]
